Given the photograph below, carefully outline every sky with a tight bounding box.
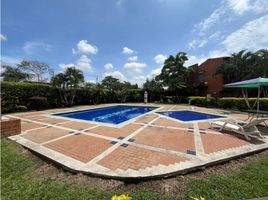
[1,0,268,86]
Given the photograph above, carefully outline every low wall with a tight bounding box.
[1,118,21,138]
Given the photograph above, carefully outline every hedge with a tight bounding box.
[187,96,216,107]
[187,96,268,110]
[218,97,268,110]
[1,82,144,113]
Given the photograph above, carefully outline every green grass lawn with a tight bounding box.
[1,139,268,200]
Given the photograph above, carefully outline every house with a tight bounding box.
[188,57,230,99]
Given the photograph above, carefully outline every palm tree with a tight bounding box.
[51,73,67,88]
[51,67,84,106]
[216,50,254,83]
[254,49,268,77]
[64,67,84,88]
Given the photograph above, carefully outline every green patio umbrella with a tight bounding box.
[224,77,268,114]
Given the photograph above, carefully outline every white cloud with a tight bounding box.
[0,55,21,65]
[188,39,207,50]
[209,31,223,40]
[23,41,52,54]
[59,55,93,73]
[59,63,76,69]
[228,0,250,15]
[128,56,138,62]
[104,63,114,71]
[123,62,146,73]
[76,55,93,73]
[185,55,208,67]
[197,5,227,35]
[228,0,268,15]
[130,75,146,87]
[153,54,167,65]
[222,15,268,52]
[192,14,268,65]
[195,0,268,36]
[149,67,162,78]
[122,47,134,55]
[73,40,98,55]
[0,34,7,41]
[103,70,126,81]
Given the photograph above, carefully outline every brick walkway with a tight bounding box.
[7,104,268,179]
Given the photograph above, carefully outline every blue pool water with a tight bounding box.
[54,105,158,125]
[157,110,226,122]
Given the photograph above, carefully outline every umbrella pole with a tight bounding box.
[257,86,260,116]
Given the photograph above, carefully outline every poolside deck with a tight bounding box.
[6,104,268,179]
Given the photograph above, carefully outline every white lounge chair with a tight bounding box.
[209,118,267,140]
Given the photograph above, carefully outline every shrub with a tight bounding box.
[218,97,268,110]
[187,96,217,107]
[1,82,144,113]
[28,96,47,111]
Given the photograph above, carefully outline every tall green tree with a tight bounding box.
[51,73,67,88]
[64,67,84,88]
[156,52,190,101]
[1,65,30,82]
[17,60,54,82]
[254,49,268,77]
[143,78,163,92]
[51,67,84,106]
[52,67,84,88]
[216,49,268,83]
[101,76,121,91]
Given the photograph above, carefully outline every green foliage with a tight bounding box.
[156,52,190,91]
[51,67,84,88]
[216,49,268,83]
[218,97,268,110]
[1,81,144,113]
[187,96,216,107]
[1,65,30,82]
[28,96,48,111]
[1,82,60,113]
[101,76,138,91]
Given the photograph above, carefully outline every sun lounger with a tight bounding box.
[209,118,267,140]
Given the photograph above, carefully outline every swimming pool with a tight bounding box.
[53,105,158,125]
[157,110,226,122]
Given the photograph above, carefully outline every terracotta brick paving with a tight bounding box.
[21,122,46,132]
[58,121,96,131]
[157,105,175,111]
[90,123,141,138]
[153,117,194,129]
[98,145,187,171]
[15,112,45,117]
[44,134,113,163]
[37,117,68,124]
[201,132,250,154]
[7,104,268,178]
[135,114,158,124]
[198,120,236,133]
[21,127,69,144]
[133,126,196,153]
[21,115,48,120]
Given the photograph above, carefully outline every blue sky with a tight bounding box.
[1,0,268,85]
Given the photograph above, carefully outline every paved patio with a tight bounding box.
[7,104,268,179]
